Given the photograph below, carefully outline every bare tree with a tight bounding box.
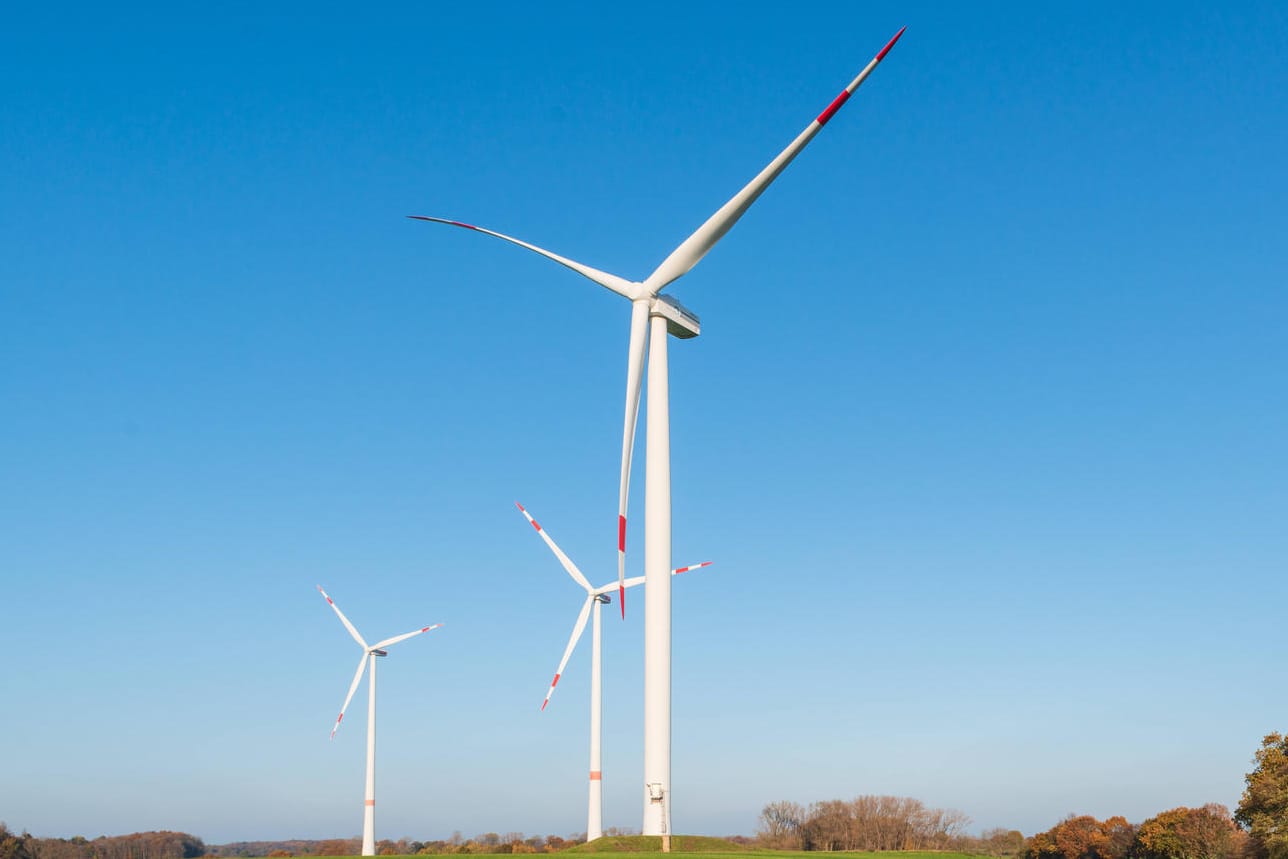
[759,801,806,850]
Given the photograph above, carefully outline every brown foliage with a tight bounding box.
[1137,804,1241,859]
[759,795,971,852]
[1028,815,1135,859]
[1236,733,1288,859]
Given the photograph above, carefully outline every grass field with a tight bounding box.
[565,838,977,859]
[266,854,980,859]
[279,842,981,859]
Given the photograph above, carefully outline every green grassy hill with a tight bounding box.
[563,836,749,853]
[564,840,978,859]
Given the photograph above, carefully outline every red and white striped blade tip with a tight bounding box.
[877,26,906,61]
[541,673,561,711]
[619,584,626,619]
[516,501,543,530]
[673,561,714,574]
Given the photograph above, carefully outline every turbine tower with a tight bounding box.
[318,585,442,856]
[413,27,904,840]
[516,502,711,841]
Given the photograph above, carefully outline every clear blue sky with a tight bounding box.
[2,0,1285,846]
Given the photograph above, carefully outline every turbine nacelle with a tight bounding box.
[651,295,700,339]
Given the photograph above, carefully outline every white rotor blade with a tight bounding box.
[616,299,650,618]
[408,216,638,299]
[515,502,594,592]
[330,653,369,739]
[317,585,368,650]
[642,27,906,294]
[607,561,712,595]
[372,623,443,651]
[541,595,594,712]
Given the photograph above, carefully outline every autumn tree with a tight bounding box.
[1136,804,1242,859]
[980,828,1028,857]
[1028,815,1135,859]
[0,825,35,859]
[1236,733,1288,859]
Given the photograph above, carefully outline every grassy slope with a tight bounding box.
[565,838,978,859]
[242,850,979,859]
[564,836,749,853]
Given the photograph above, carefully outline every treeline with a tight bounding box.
[757,796,977,852]
[0,828,603,859]
[0,828,205,859]
[1024,732,1288,859]
[206,831,608,856]
[1026,806,1246,859]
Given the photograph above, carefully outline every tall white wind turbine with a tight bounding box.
[413,28,905,838]
[516,502,711,842]
[317,585,442,856]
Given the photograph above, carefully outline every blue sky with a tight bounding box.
[2,0,1286,846]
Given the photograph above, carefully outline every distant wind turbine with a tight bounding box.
[516,502,711,841]
[317,585,442,857]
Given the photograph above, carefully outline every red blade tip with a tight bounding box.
[619,584,626,619]
[877,26,907,61]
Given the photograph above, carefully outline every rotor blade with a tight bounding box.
[317,585,368,650]
[408,216,638,300]
[330,654,369,739]
[617,299,650,618]
[515,503,595,592]
[541,595,594,712]
[372,623,443,651]
[642,27,906,294]
[605,561,711,595]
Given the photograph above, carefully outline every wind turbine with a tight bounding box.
[412,27,905,838]
[317,585,442,857]
[516,502,711,842]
